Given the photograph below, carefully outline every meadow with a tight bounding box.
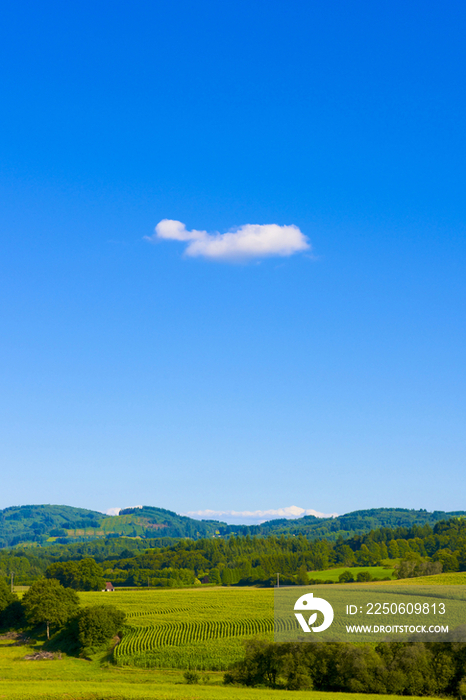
[307,565,395,581]
[2,577,464,699]
[77,573,466,670]
[0,639,447,700]
[374,572,466,585]
[81,586,275,670]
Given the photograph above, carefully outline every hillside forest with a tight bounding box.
[0,504,465,548]
[0,516,465,589]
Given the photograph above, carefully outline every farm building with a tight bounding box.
[103,582,115,592]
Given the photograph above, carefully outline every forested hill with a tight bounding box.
[245,508,466,540]
[0,505,225,548]
[2,514,466,587]
[0,505,106,548]
[1,503,465,548]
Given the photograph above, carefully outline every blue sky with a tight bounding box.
[1,1,465,519]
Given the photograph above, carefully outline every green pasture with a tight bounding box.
[78,580,466,670]
[2,583,463,698]
[0,639,445,700]
[80,587,275,670]
[276,583,466,643]
[375,571,466,585]
[308,565,395,581]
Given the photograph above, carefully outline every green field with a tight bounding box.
[0,638,446,700]
[374,571,466,585]
[308,565,395,581]
[79,576,465,669]
[2,582,462,699]
[81,587,275,671]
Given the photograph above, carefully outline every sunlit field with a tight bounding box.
[0,638,444,700]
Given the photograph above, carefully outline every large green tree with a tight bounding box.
[22,578,79,639]
[0,578,17,613]
[296,565,309,585]
[45,558,104,591]
[0,578,24,629]
[76,605,125,652]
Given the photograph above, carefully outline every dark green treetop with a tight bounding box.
[45,558,104,591]
[22,578,79,639]
[76,604,126,652]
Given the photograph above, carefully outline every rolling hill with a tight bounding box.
[0,503,465,548]
[0,504,224,548]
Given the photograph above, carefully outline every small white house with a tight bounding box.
[102,582,115,592]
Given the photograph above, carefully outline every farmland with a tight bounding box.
[2,576,465,698]
[80,587,276,670]
[2,581,461,699]
[77,573,466,670]
[0,641,447,700]
[308,565,395,581]
[373,571,466,585]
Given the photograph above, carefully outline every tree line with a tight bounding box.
[1,504,465,548]
[55,517,466,587]
[224,637,466,696]
[1,517,465,587]
[0,577,124,652]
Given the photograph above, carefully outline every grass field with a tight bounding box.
[375,571,466,585]
[81,587,275,671]
[2,581,463,699]
[277,583,466,643]
[325,571,466,587]
[308,566,395,581]
[0,639,445,700]
[78,575,466,669]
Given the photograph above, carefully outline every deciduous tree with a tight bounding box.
[76,604,125,652]
[22,578,79,639]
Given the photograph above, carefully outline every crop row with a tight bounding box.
[115,615,295,661]
[118,638,250,671]
[125,606,190,618]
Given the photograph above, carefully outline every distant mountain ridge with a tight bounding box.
[0,503,464,548]
[246,507,466,539]
[0,504,225,548]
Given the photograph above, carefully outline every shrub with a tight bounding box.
[338,570,354,583]
[76,605,126,652]
[0,578,20,628]
[224,638,466,695]
[357,571,372,582]
[184,670,200,684]
[0,600,25,629]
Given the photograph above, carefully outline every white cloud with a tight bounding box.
[184,506,338,526]
[145,220,310,261]
[105,505,142,516]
